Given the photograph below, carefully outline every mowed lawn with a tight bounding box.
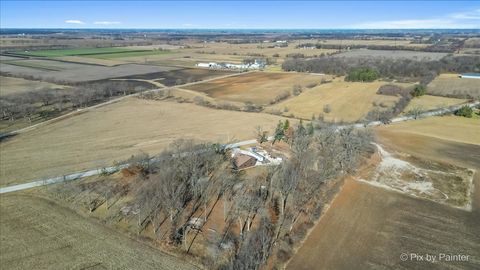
[0,194,198,270]
[268,81,410,122]
[184,72,328,105]
[0,98,288,186]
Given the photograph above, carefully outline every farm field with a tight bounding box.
[288,118,480,270]
[119,68,237,86]
[0,59,179,82]
[12,47,155,57]
[378,116,480,145]
[0,97,289,186]
[402,95,467,113]
[184,71,329,105]
[56,55,126,66]
[427,73,480,98]
[287,178,480,270]
[268,80,411,121]
[0,194,198,270]
[182,40,338,59]
[333,49,448,60]
[0,76,68,96]
[316,38,430,48]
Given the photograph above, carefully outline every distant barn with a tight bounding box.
[459,73,480,79]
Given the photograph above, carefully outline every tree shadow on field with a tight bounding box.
[0,133,17,143]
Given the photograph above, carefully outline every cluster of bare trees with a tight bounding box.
[50,121,372,269]
[282,55,480,84]
[0,80,152,124]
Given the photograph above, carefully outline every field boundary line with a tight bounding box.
[0,70,252,139]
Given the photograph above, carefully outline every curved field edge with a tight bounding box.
[0,194,199,270]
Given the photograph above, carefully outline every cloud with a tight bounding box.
[64,20,85,24]
[351,19,477,29]
[350,8,480,29]
[449,9,480,20]
[94,21,121,25]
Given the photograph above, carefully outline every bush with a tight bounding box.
[345,68,379,82]
[455,105,473,118]
[411,84,427,97]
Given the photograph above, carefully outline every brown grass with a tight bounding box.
[184,71,329,105]
[0,194,198,270]
[376,115,480,145]
[0,97,288,186]
[427,73,480,98]
[268,80,411,121]
[402,95,467,113]
[0,76,68,96]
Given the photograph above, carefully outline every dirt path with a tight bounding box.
[0,70,252,139]
[288,129,480,270]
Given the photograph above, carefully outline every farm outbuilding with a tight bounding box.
[459,73,480,79]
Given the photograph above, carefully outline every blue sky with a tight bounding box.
[1,1,480,29]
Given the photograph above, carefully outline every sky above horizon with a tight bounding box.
[1,1,480,29]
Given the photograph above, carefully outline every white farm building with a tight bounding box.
[459,73,480,79]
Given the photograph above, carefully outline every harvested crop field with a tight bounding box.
[0,59,179,82]
[119,68,237,86]
[287,178,480,270]
[402,95,467,113]
[0,98,288,186]
[183,71,328,105]
[333,49,447,60]
[0,194,198,270]
[288,115,480,270]
[268,80,411,121]
[377,116,480,146]
[0,76,68,96]
[427,73,480,99]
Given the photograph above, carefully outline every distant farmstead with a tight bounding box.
[196,59,266,70]
[459,73,480,79]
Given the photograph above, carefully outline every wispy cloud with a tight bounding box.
[64,20,85,24]
[93,21,121,25]
[350,8,480,29]
[450,9,480,20]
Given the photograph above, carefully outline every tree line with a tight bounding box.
[51,121,373,269]
[282,55,480,84]
[1,80,154,125]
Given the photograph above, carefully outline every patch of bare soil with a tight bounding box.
[287,129,480,270]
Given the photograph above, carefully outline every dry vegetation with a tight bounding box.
[427,73,480,99]
[1,59,178,82]
[333,49,447,60]
[287,178,480,270]
[0,194,198,270]
[184,72,328,105]
[402,95,467,114]
[0,76,68,96]
[267,80,412,122]
[288,115,480,270]
[0,97,289,186]
[377,116,480,145]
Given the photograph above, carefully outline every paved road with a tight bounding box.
[0,70,251,140]
[1,100,478,195]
